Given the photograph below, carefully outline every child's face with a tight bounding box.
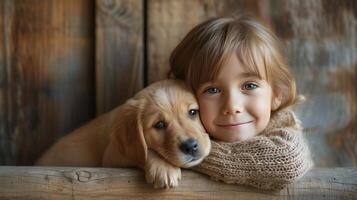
[196,53,273,142]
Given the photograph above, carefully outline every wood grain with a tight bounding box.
[267,0,357,167]
[0,0,356,168]
[147,0,262,83]
[96,0,144,115]
[0,0,95,165]
[0,166,356,199]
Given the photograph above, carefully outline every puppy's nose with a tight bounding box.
[180,138,198,156]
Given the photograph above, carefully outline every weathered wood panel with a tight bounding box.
[267,0,357,167]
[96,0,143,115]
[0,0,355,167]
[147,0,261,83]
[0,167,356,199]
[147,0,357,167]
[0,0,95,165]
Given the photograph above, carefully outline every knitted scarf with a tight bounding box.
[193,109,313,190]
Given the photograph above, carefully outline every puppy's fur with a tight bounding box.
[36,79,211,188]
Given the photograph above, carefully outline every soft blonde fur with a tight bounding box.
[36,79,211,188]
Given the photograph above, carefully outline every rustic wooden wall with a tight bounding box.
[0,0,356,167]
[0,0,95,165]
[96,0,143,115]
[270,0,357,167]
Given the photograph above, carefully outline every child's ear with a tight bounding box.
[271,92,282,111]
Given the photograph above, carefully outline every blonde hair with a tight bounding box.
[169,14,299,113]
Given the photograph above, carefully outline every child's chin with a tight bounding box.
[215,132,257,142]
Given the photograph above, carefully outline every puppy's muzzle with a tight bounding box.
[180,138,199,157]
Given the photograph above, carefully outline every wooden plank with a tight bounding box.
[0,0,95,165]
[147,0,262,83]
[0,167,356,199]
[147,0,357,167]
[96,0,144,115]
[0,0,12,165]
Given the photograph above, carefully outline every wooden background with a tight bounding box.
[0,0,356,167]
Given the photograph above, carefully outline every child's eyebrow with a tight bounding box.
[237,72,260,79]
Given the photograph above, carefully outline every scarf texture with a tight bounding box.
[193,109,313,190]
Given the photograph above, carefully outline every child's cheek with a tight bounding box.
[252,98,272,133]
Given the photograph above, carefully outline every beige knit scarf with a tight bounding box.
[193,109,313,190]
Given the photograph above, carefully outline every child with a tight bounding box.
[168,14,313,190]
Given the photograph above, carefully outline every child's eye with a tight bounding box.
[205,87,221,94]
[242,83,258,90]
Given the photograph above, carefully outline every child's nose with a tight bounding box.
[222,93,243,115]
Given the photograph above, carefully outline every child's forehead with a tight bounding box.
[191,33,273,90]
[194,56,268,91]
[213,53,268,81]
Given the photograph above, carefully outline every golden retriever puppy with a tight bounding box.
[36,79,211,188]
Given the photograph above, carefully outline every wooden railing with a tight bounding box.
[0,166,356,199]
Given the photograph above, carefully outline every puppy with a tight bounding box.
[36,79,211,188]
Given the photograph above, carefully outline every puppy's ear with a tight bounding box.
[103,100,147,167]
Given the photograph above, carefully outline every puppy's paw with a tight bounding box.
[145,151,181,188]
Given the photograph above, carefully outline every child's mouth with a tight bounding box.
[217,121,253,130]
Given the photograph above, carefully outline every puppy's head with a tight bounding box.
[116,80,211,168]
[136,79,211,168]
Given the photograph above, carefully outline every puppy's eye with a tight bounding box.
[154,121,166,129]
[188,109,199,117]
